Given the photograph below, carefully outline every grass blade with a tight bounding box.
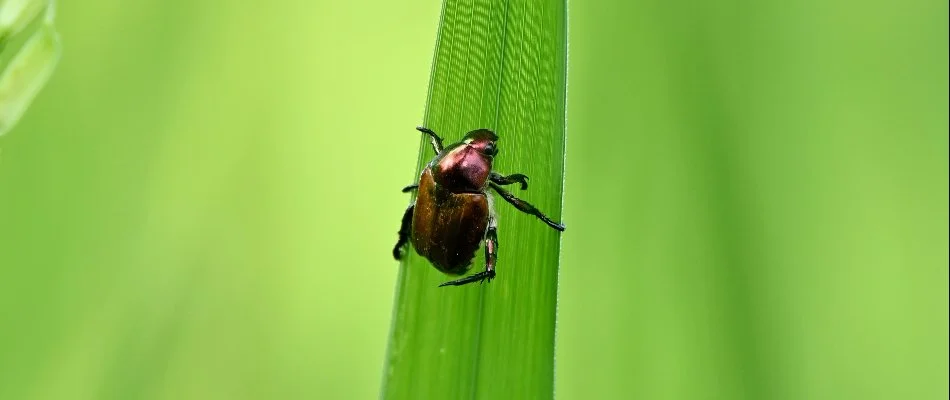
[382,0,567,398]
[0,0,60,137]
[0,0,47,43]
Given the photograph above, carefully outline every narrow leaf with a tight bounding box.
[382,0,567,399]
[0,0,47,43]
[0,19,60,137]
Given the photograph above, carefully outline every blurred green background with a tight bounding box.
[0,0,945,399]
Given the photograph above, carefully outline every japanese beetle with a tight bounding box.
[393,126,565,287]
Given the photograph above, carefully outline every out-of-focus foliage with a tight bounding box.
[557,1,948,399]
[0,0,60,136]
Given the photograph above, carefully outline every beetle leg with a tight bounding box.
[416,126,444,154]
[490,172,529,190]
[401,184,418,193]
[490,182,565,231]
[440,217,498,287]
[392,205,414,260]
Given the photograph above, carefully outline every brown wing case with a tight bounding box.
[410,169,489,275]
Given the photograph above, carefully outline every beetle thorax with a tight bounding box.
[432,145,492,193]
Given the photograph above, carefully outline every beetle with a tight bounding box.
[392,126,565,287]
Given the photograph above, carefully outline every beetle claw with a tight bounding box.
[438,270,495,287]
[514,174,529,190]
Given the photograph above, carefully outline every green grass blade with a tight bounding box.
[382,0,567,399]
[0,0,60,137]
[0,0,47,43]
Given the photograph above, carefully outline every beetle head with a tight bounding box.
[462,129,499,157]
